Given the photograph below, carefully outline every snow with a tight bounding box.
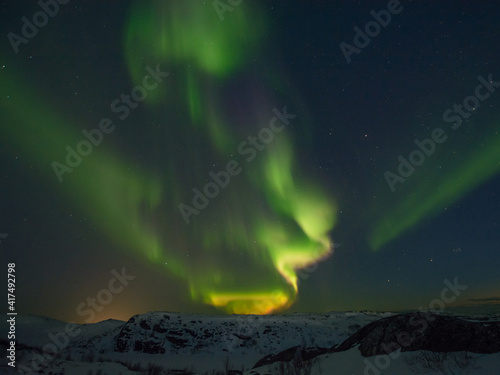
[3,310,499,374]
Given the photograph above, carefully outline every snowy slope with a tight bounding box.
[3,309,500,374]
[3,311,385,374]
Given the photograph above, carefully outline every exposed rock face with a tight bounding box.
[116,313,183,353]
[133,339,165,354]
[253,346,330,368]
[252,312,500,369]
[113,311,351,355]
[335,312,500,356]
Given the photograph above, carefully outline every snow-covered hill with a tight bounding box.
[2,309,500,374]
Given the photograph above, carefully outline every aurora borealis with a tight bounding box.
[1,1,500,323]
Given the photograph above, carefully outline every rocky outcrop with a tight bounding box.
[253,346,330,368]
[252,312,500,369]
[113,311,348,356]
[335,312,500,356]
[115,313,185,353]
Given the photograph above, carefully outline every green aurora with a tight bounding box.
[2,0,499,315]
[1,0,337,314]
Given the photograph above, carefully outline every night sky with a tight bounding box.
[1,0,499,324]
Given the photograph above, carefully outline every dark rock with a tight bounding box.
[252,312,500,369]
[253,345,330,369]
[133,339,165,354]
[153,323,167,333]
[335,312,500,356]
[166,335,188,348]
[253,345,301,368]
[234,333,252,341]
